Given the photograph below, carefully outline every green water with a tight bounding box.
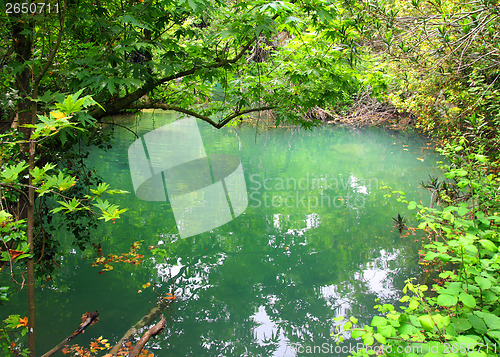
[7,112,444,356]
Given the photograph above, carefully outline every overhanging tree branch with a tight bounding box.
[129,102,276,128]
[90,36,257,121]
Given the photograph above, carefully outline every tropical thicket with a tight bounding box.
[0,0,370,356]
[1,0,500,356]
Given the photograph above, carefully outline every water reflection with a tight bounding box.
[4,113,445,356]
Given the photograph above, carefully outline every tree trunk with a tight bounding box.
[27,139,36,357]
[12,14,33,138]
[12,12,36,357]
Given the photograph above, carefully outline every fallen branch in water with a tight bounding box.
[109,297,174,356]
[41,311,99,357]
[128,316,166,357]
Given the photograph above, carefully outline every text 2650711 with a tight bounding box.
[5,3,59,14]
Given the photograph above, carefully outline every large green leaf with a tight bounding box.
[437,293,457,307]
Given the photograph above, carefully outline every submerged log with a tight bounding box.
[41,311,99,357]
[128,317,166,357]
[109,298,174,356]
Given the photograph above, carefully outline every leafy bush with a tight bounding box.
[333,138,500,356]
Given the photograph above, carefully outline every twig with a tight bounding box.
[128,317,166,357]
[41,311,99,357]
[100,121,139,138]
[109,299,174,356]
[129,103,276,129]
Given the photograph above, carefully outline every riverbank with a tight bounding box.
[337,132,500,356]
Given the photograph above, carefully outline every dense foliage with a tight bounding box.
[335,138,500,356]
[0,0,369,129]
[328,0,500,354]
[1,0,500,355]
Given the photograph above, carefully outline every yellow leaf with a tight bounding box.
[417,157,424,162]
[50,111,66,120]
[103,264,113,271]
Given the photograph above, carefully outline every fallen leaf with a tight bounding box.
[16,316,28,328]
[417,157,424,162]
[9,249,24,259]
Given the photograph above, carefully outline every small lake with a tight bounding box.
[5,112,444,356]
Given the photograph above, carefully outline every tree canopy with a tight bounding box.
[1,0,365,130]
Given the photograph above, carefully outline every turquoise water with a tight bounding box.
[5,112,444,356]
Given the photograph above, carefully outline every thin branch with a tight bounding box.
[128,317,166,357]
[41,311,99,357]
[34,0,67,88]
[109,298,173,356]
[0,235,18,285]
[0,183,30,202]
[129,103,276,128]
[100,121,139,138]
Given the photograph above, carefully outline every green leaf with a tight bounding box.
[451,317,471,332]
[456,168,468,177]
[362,333,374,346]
[378,324,397,337]
[437,293,457,307]
[398,323,419,335]
[373,333,386,344]
[90,182,110,196]
[464,244,478,254]
[409,299,419,310]
[459,293,476,308]
[457,203,469,216]
[474,276,492,290]
[476,311,500,330]
[408,201,417,210]
[479,239,497,252]
[0,210,12,224]
[487,330,500,342]
[417,315,434,331]
[350,328,363,338]
[371,316,387,327]
[455,335,478,348]
[467,313,487,334]
[1,162,28,182]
